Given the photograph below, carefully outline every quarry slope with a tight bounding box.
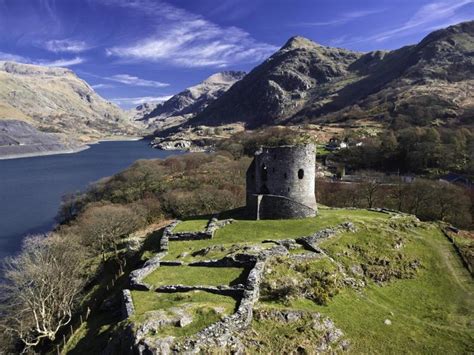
[0,61,140,158]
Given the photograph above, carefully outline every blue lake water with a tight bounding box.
[0,140,181,260]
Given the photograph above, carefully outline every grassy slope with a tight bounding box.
[70,207,473,353]
[157,208,473,352]
[259,222,474,353]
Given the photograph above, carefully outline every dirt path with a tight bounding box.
[425,229,474,294]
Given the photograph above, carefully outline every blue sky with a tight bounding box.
[0,0,472,108]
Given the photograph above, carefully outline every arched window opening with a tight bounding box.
[284,172,288,179]
[261,164,268,182]
[272,167,276,173]
[298,169,304,179]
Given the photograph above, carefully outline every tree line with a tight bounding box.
[317,176,472,229]
[333,126,473,175]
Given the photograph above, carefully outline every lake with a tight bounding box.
[0,140,181,260]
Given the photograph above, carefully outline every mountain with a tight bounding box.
[190,21,474,129]
[134,71,246,130]
[0,61,139,142]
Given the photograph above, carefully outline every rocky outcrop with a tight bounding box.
[152,122,244,152]
[296,222,356,252]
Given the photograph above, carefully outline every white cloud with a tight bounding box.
[372,0,473,42]
[0,51,84,67]
[110,95,172,106]
[104,0,277,67]
[297,9,386,27]
[91,83,115,89]
[37,57,85,67]
[45,39,91,53]
[106,74,169,87]
[335,0,473,46]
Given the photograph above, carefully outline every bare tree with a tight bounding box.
[405,179,433,216]
[0,234,84,352]
[77,204,143,261]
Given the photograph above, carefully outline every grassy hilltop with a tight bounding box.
[65,207,474,354]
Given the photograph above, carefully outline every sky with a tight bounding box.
[0,0,472,109]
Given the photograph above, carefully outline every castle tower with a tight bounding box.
[246,144,317,219]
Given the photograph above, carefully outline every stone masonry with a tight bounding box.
[246,144,317,219]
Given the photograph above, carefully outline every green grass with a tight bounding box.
[157,307,222,337]
[260,222,474,354]
[173,218,209,233]
[131,290,237,336]
[316,144,331,157]
[162,208,389,262]
[143,265,247,287]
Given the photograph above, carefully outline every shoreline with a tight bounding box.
[0,136,147,161]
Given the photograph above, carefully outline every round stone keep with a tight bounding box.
[246,144,317,219]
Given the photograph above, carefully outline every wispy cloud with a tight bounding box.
[45,39,91,53]
[372,0,473,42]
[106,74,169,87]
[91,83,115,89]
[110,95,172,106]
[297,9,386,27]
[333,0,473,46]
[104,0,277,67]
[38,57,85,67]
[0,51,85,67]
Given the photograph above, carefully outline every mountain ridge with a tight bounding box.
[134,71,246,131]
[187,21,473,129]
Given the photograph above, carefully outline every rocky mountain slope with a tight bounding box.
[189,21,473,129]
[134,71,245,130]
[0,61,139,141]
